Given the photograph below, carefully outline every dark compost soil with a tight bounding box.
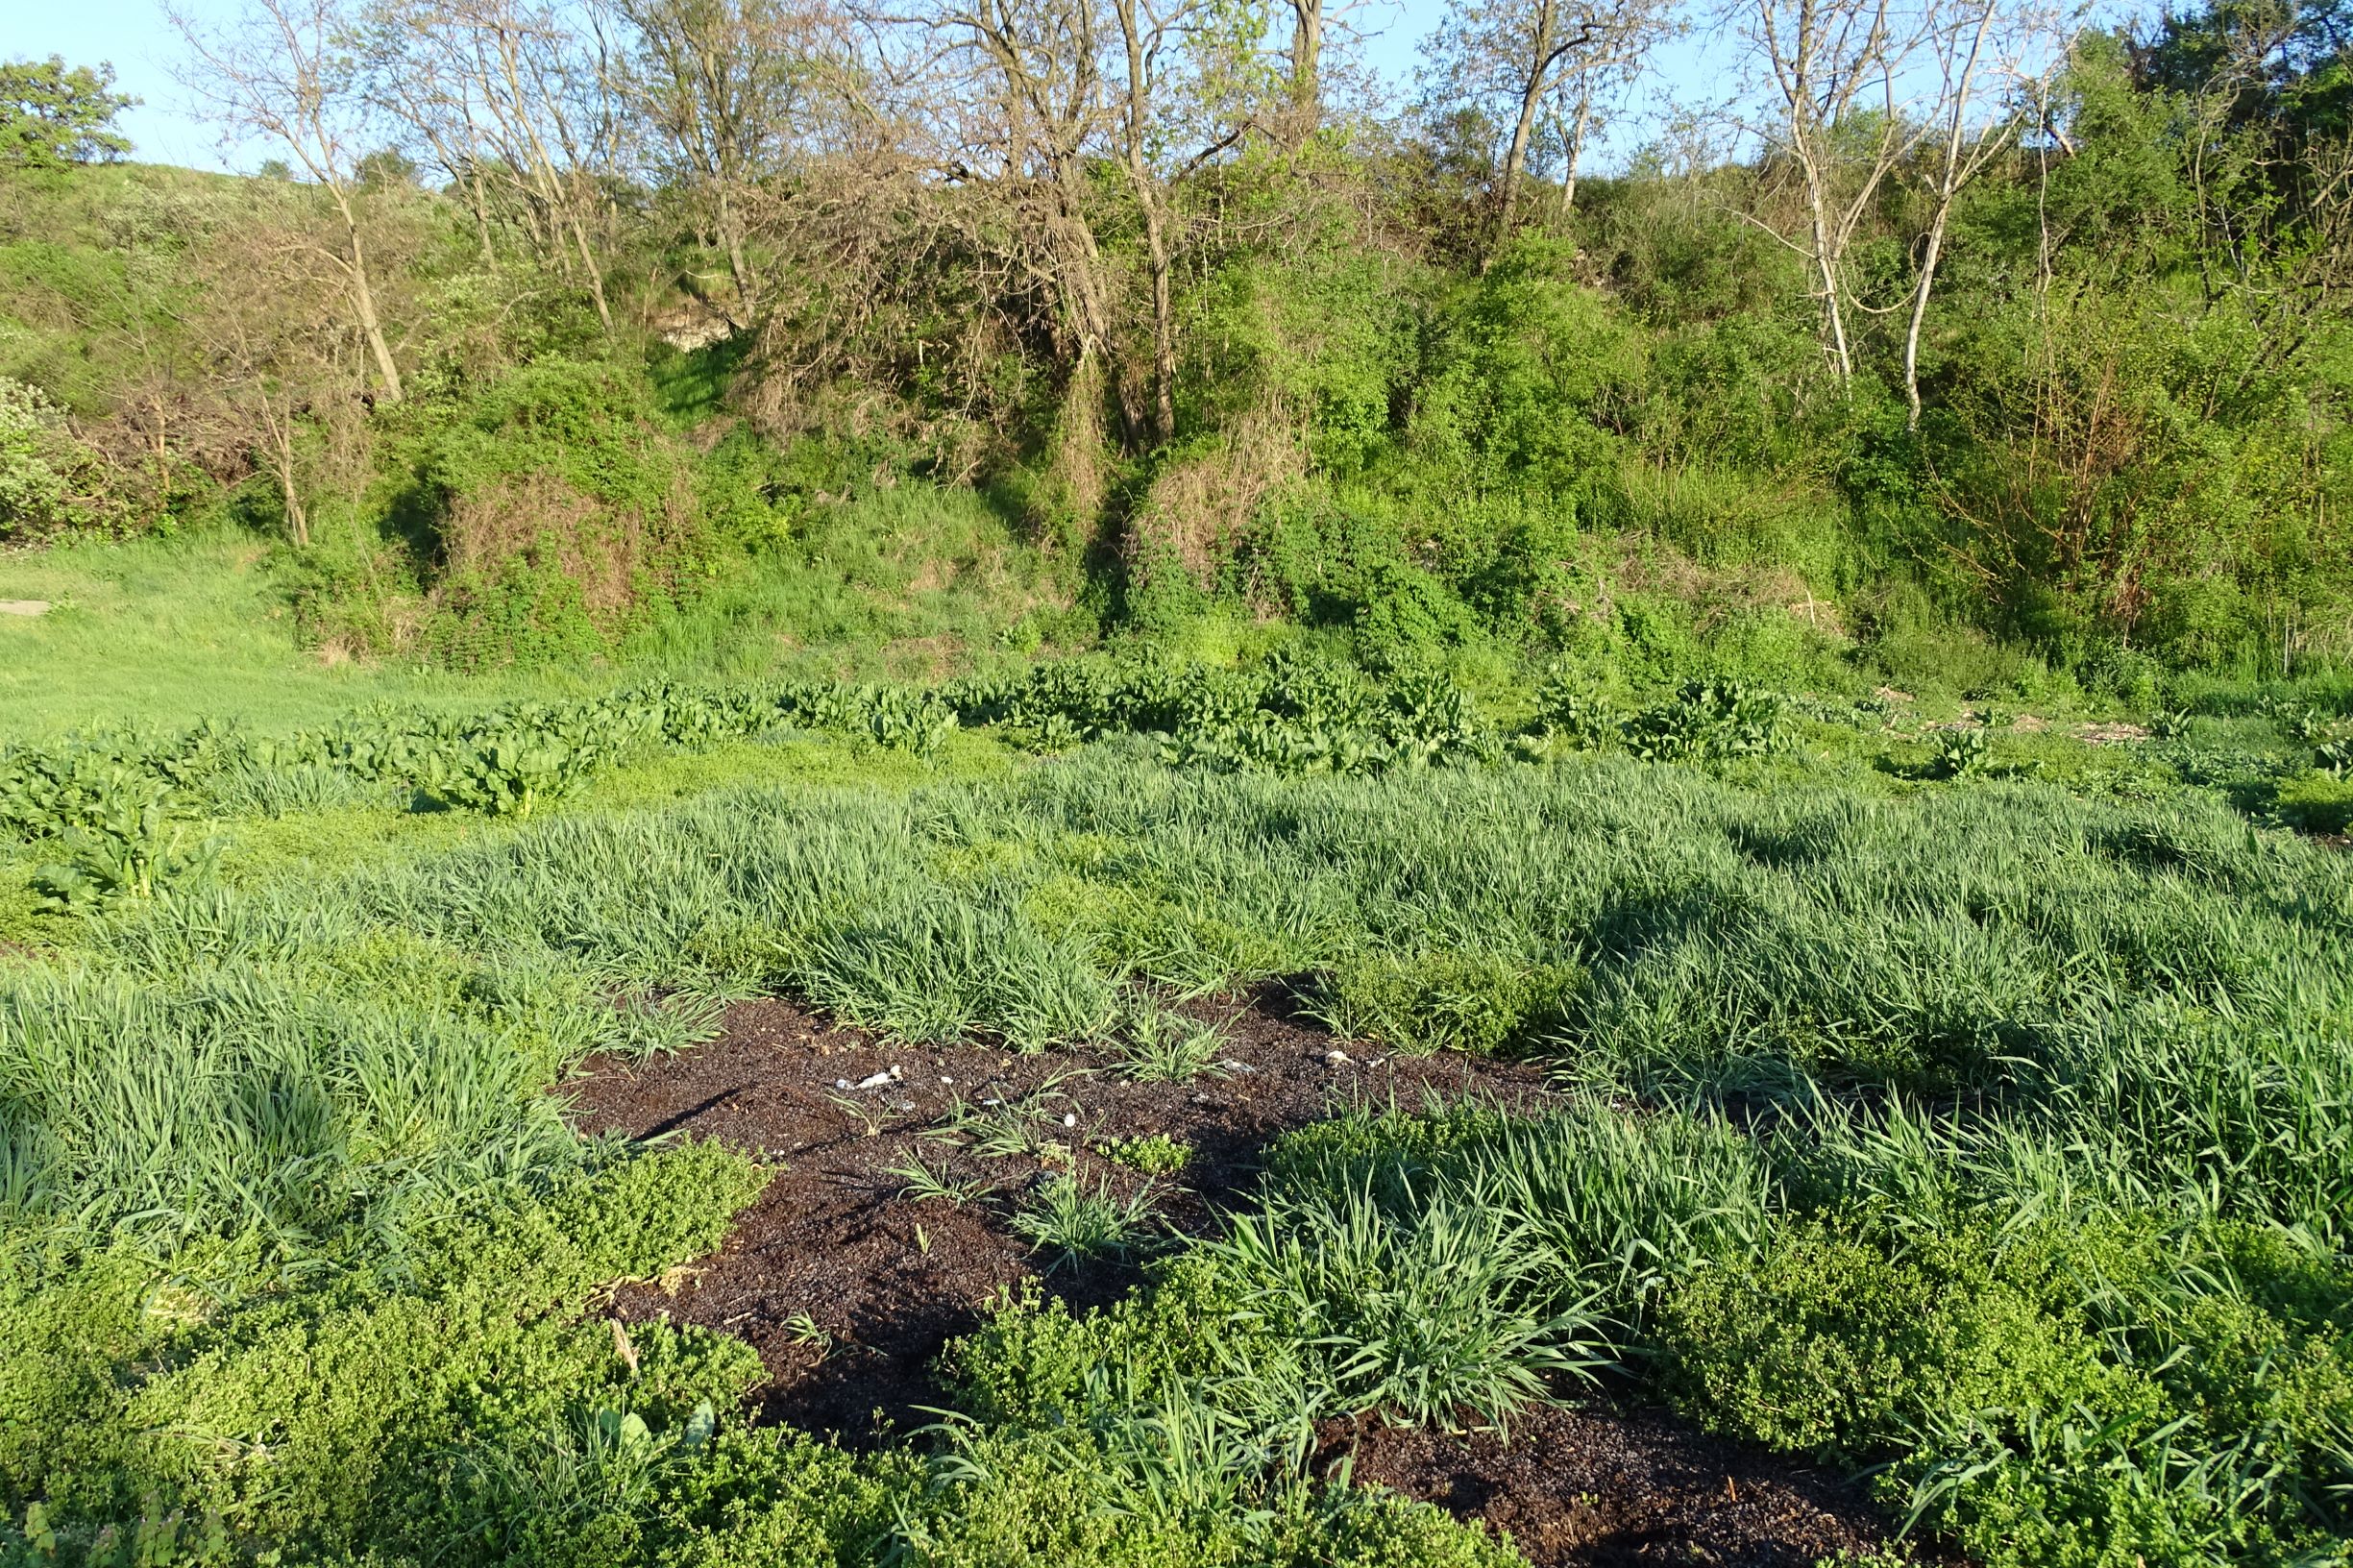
[565,991,1934,1567]
[1319,1407,1924,1567]
[567,988,1551,1438]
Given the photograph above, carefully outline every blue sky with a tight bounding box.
[12,0,1728,175]
[12,0,234,168]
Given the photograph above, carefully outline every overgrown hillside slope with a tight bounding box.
[5,0,2349,690]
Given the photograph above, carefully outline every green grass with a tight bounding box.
[4,640,2351,1568]
[621,485,1093,683]
[0,484,1089,742]
[0,530,596,738]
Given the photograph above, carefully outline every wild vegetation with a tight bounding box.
[3,640,2350,1564]
[2,0,2348,681]
[4,0,2352,1562]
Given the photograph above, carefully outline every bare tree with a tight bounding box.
[913,0,1126,426]
[619,0,840,320]
[1898,0,2066,426]
[367,0,630,330]
[189,193,369,546]
[169,0,407,402]
[1727,0,1935,381]
[1544,0,1680,222]
[1110,0,1258,444]
[358,12,505,264]
[1425,0,1678,248]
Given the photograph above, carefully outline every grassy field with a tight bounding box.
[4,615,2351,1568]
[0,484,1082,739]
[0,532,566,734]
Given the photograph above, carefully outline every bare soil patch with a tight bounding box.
[566,993,1932,1564]
[566,989,1552,1439]
[1321,1406,1937,1567]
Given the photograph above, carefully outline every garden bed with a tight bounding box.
[568,996,1928,1565]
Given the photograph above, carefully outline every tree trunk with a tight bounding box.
[1802,157,1854,383]
[1117,0,1175,446]
[1288,0,1323,129]
[568,203,614,331]
[717,184,757,324]
[468,164,498,266]
[1050,179,1133,445]
[1554,92,1591,224]
[269,411,307,548]
[1492,0,1582,257]
[282,472,307,548]
[343,216,405,403]
[1901,207,1949,428]
[1903,1,1997,428]
[144,393,171,497]
[1494,0,1557,248]
[1141,199,1176,445]
[488,29,611,330]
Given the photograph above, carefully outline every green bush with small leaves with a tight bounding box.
[1097,1135,1190,1176]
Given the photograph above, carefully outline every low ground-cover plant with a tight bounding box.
[1097,1134,1190,1176]
[1659,1199,2353,1566]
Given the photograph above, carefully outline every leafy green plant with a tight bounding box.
[857,687,959,756]
[32,802,221,910]
[782,1311,835,1350]
[415,702,653,817]
[1930,728,1991,779]
[420,736,596,818]
[1533,673,1618,747]
[1096,1135,1189,1176]
[2272,770,2353,833]
[0,743,177,844]
[1621,679,1790,763]
[2283,706,2330,745]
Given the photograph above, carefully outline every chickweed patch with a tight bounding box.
[1097,1135,1191,1176]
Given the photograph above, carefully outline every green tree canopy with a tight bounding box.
[1,57,135,170]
